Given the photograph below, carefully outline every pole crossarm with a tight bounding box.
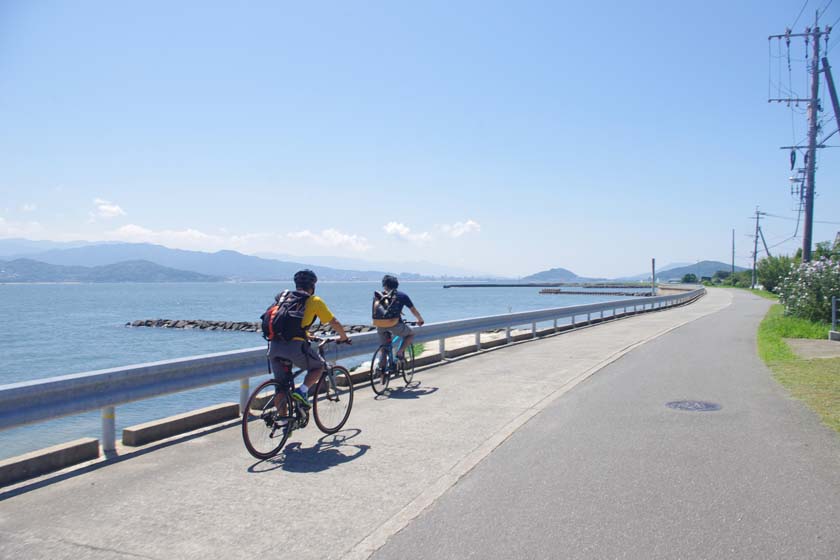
[768,98,814,103]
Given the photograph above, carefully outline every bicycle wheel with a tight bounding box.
[370,346,391,395]
[313,366,354,434]
[401,344,415,384]
[241,379,292,459]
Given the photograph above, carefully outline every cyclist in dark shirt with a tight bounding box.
[372,275,424,360]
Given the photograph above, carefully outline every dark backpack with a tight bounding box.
[372,290,402,320]
[261,290,309,341]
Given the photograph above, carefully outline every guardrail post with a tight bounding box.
[553,318,558,332]
[239,378,250,414]
[587,312,591,325]
[505,326,511,343]
[475,332,481,352]
[439,338,446,359]
[532,322,537,338]
[600,310,604,319]
[571,315,576,327]
[102,406,116,452]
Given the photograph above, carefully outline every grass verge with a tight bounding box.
[758,304,840,433]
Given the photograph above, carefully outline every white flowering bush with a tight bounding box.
[778,257,840,323]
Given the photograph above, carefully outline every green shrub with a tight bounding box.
[778,258,840,322]
[757,255,795,293]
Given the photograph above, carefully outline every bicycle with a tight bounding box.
[369,323,417,395]
[242,337,354,460]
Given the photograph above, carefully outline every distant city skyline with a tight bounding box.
[1,1,839,278]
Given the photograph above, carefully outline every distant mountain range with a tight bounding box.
[520,267,604,283]
[2,242,413,282]
[616,262,693,281]
[0,237,746,284]
[0,240,490,283]
[0,259,222,283]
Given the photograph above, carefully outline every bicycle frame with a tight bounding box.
[380,332,404,370]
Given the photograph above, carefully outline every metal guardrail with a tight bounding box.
[0,288,704,451]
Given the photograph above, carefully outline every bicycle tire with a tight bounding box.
[241,379,292,459]
[370,346,391,395]
[313,365,354,434]
[401,344,415,384]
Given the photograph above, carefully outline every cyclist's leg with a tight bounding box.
[298,340,327,398]
[268,344,296,412]
[393,322,415,359]
[270,340,323,405]
[375,327,392,367]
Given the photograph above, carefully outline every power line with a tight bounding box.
[792,0,810,29]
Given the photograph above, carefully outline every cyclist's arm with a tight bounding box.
[409,306,424,326]
[311,297,350,342]
[328,317,350,342]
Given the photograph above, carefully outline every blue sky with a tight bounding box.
[1,0,839,277]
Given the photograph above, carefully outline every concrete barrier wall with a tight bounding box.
[0,438,99,487]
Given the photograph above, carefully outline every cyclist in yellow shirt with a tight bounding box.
[266,269,350,408]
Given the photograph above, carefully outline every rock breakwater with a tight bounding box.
[126,319,376,334]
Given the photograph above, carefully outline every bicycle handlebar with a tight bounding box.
[310,336,352,347]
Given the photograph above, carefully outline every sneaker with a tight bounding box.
[291,388,311,409]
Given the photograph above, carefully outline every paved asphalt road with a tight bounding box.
[372,291,840,559]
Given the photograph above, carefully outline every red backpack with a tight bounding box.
[260,290,309,341]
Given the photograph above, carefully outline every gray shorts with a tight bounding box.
[267,339,327,380]
[376,321,414,345]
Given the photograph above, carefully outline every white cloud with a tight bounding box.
[383,221,431,243]
[287,228,371,252]
[92,198,126,219]
[21,203,37,213]
[439,219,480,238]
[100,224,371,254]
[0,217,43,236]
[107,224,219,250]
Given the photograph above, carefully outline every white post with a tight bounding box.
[553,318,558,331]
[475,332,481,352]
[239,378,250,414]
[571,315,576,327]
[587,312,591,324]
[532,322,537,338]
[439,338,446,359]
[505,326,511,343]
[102,406,116,453]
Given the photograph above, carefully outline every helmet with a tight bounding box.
[294,269,318,289]
[382,274,399,290]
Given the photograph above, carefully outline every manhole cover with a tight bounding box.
[666,400,721,412]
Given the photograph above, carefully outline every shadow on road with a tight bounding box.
[247,429,369,474]
[374,381,440,400]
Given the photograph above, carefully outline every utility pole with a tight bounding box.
[752,209,760,289]
[651,258,656,294]
[731,229,735,279]
[769,14,832,262]
[802,13,821,262]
